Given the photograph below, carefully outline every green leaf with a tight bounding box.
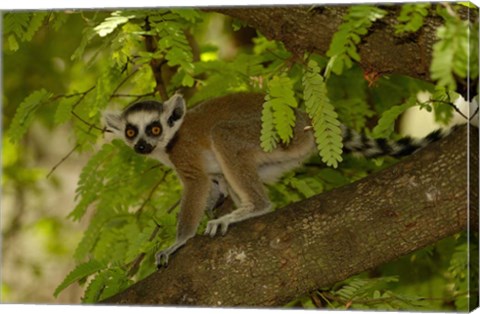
[92,65,122,117]
[3,12,48,50]
[82,270,109,303]
[71,27,96,61]
[261,75,298,149]
[260,97,279,152]
[346,45,361,62]
[170,9,201,23]
[54,97,76,125]
[94,11,133,37]
[372,96,417,138]
[73,209,111,261]
[394,4,430,34]
[287,177,321,198]
[4,13,30,38]
[7,35,19,51]
[4,13,30,51]
[54,259,106,297]
[7,89,52,143]
[97,267,132,301]
[430,7,474,89]
[51,12,69,31]
[303,59,343,168]
[326,5,387,76]
[24,12,48,41]
[70,143,116,221]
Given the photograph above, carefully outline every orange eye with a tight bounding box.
[151,126,161,136]
[126,128,136,139]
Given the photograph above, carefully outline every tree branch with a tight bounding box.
[103,125,477,306]
[206,5,476,98]
[144,17,169,101]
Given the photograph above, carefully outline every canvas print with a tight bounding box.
[1,2,479,311]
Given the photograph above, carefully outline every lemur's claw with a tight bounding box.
[155,251,170,268]
[155,239,188,268]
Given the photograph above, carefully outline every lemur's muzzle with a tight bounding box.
[134,139,154,154]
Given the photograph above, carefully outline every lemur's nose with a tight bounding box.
[134,139,154,154]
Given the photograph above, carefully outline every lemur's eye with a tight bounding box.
[125,127,137,139]
[147,122,162,137]
[151,126,161,136]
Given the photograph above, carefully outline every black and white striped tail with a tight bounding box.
[341,124,461,158]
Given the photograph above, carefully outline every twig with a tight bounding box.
[110,92,156,98]
[126,199,179,277]
[167,199,180,214]
[102,165,163,193]
[71,111,107,132]
[68,86,110,132]
[144,16,169,101]
[126,223,161,277]
[444,101,468,120]
[136,170,170,216]
[109,67,140,100]
[70,85,96,110]
[428,98,469,120]
[46,144,80,179]
[136,179,165,214]
[50,88,94,101]
[470,106,479,121]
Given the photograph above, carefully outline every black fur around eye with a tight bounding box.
[125,124,138,139]
[146,121,162,137]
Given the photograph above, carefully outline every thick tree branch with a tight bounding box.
[207,5,476,97]
[104,125,477,306]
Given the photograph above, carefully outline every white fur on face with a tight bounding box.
[124,111,161,146]
[126,111,161,132]
[124,108,184,151]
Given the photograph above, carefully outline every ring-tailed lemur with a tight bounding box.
[103,92,462,267]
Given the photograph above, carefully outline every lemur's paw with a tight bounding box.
[155,240,187,268]
[155,250,171,268]
[205,217,230,237]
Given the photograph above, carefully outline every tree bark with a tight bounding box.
[207,5,477,98]
[103,125,477,306]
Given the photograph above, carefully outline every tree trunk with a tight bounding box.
[103,125,477,306]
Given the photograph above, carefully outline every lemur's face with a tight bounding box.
[123,107,163,155]
[103,95,186,155]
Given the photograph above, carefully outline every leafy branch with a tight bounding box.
[302,59,343,168]
[430,4,478,90]
[260,75,298,152]
[126,198,179,277]
[325,5,387,76]
[394,3,431,35]
[46,144,81,179]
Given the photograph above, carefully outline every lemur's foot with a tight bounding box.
[155,240,187,268]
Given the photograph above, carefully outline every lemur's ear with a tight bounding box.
[102,110,124,136]
[163,93,186,128]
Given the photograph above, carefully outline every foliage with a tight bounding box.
[260,75,298,151]
[430,5,478,90]
[54,259,106,297]
[4,12,48,51]
[315,275,430,310]
[7,89,53,143]
[326,65,373,131]
[2,3,476,309]
[372,95,418,139]
[325,5,387,76]
[394,3,431,34]
[302,59,343,168]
